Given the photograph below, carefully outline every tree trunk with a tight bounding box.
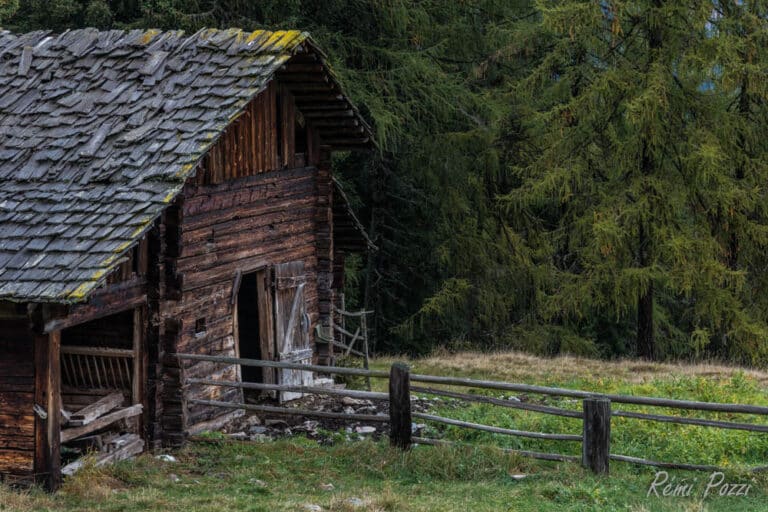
[637,282,654,360]
[635,4,663,360]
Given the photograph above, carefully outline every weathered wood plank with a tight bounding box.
[412,412,581,442]
[68,392,125,427]
[61,434,144,477]
[44,279,147,333]
[61,404,143,443]
[582,398,611,475]
[407,374,768,415]
[33,329,61,490]
[389,363,412,450]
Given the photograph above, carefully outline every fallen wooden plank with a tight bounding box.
[61,459,85,477]
[68,392,125,427]
[99,435,143,463]
[61,434,144,477]
[61,404,142,443]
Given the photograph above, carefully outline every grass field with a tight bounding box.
[3,351,768,511]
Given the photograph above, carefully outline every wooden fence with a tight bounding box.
[176,354,768,474]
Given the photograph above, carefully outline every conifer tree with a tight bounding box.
[506,0,768,361]
[0,1,18,25]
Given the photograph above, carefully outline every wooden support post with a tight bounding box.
[34,329,61,491]
[389,363,412,450]
[582,398,611,475]
[132,307,144,436]
[362,314,371,391]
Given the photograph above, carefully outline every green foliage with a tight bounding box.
[499,0,768,362]
[0,0,19,25]
[84,0,112,28]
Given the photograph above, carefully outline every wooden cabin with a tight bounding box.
[0,28,373,489]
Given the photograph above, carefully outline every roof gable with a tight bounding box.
[0,28,371,303]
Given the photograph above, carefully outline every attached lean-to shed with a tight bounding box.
[0,27,373,489]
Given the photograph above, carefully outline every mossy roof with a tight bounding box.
[0,28,371,303]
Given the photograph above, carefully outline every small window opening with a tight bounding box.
[195,317,207,337]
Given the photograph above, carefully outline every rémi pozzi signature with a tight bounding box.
[647,471,751,498]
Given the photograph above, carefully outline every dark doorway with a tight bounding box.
[238,272,262,382]
[237,269,275,385]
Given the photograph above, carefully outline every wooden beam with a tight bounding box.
[409,386,582,418]
[61,404,143,443]
[176,353,389,378]
[582,398,611,475]
[186,378,388,400]
[34,329,61,491]
[389,363,412,450]
[406,373,768,415]
[44,279,147,333]
[613,409,768,432]
[132,307,142,408]
[61,434,144,476]
[412,412,581,441]
[60,346,133,357]
[68,392,124,427]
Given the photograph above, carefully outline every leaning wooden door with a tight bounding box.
[273,261,313,402]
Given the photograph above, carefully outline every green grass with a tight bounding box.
[3,351,768,511]
[5,438,766,511]
[410,373,768,469]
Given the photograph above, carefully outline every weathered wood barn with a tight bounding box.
[0,27,373,489]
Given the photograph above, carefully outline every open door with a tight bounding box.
[273,261,313,402]
[237,269,275,386]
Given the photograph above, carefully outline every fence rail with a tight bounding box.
[176,353,768,474]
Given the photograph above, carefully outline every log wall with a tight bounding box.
[162,164,329,435]
[0,316,35,481]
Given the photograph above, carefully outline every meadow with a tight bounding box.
[3,351,768,512]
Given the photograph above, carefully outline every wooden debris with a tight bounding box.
[68,392,125,427]
[61,404,142,443]
[61,434,144,477]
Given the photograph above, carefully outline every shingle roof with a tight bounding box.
[0,28,371,304]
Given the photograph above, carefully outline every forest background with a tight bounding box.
[3,0,768,365]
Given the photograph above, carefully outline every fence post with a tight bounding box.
[389,363,412,450]
[582,398,611,475]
